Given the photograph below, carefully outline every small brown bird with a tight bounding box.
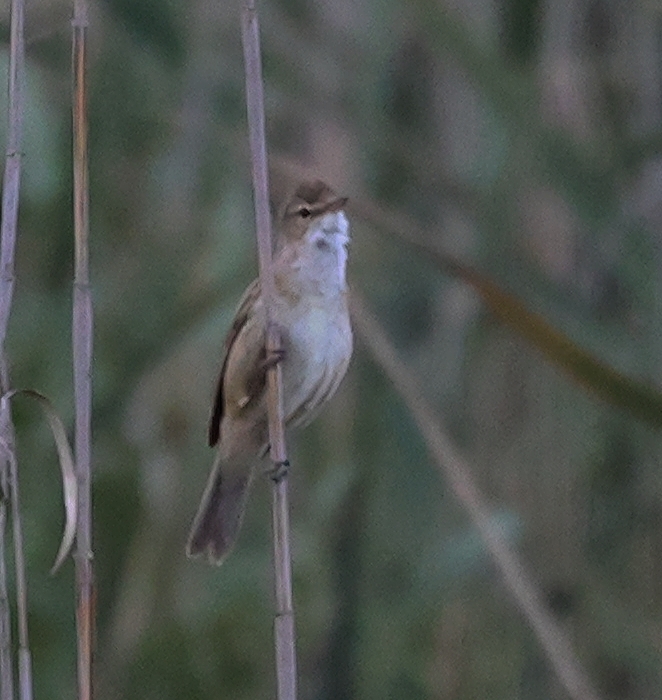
[187,180,353,565]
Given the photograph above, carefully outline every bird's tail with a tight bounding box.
[186,452,255,565]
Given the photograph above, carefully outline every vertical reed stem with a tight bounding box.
[241,2,297,698]
[72,1,94,698]
[0,0,29,696]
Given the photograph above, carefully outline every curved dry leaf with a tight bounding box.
[2,389,77,574]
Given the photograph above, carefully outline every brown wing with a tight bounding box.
[208,279,263,446]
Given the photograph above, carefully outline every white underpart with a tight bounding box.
[272,208,352,423]
[307,210,349,289]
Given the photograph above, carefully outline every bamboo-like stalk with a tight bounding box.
[351,291,603,700]
[0,494,12,700]
[0,0,30,697]
[5,407,31,700]
[241,3,297,699]
[72,0,94,698]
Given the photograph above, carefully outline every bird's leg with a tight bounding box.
[266,459,290,482]
[261,321,287,371]
[260,346,286,371]
[261,322,289,482]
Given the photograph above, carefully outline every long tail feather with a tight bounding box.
[187,453,254,565]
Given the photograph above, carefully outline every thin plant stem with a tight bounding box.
[0,493,11,700]
[351,291,602,700]
[5,407,31,700]
[0,362,32,700]
[0,0,30,697]
[241,3,297,699]
[72,1,94,699]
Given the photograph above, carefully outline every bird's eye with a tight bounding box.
[298,207,311,218]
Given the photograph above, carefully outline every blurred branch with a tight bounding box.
[350,195,662,429]
[72,0,95,698]
[0,0,31,696]
[241,3,297,700]
[351,290,603,700]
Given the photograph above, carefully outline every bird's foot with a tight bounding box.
[261,347,286,371]
[266,459,290,483]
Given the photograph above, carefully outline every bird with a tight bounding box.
[187,180,353,565]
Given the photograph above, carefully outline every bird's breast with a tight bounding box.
[275,295,352,418]
[281,298,351,370]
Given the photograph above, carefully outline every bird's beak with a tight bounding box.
[324,196,348,214]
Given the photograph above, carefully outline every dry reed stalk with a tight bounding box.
[351,291,603,700]
[0,0,32,697]
[0,490,11,700]
[241,2,297,699]
[72,0,94,698]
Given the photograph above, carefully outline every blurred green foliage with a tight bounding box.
[2,0,662,698]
